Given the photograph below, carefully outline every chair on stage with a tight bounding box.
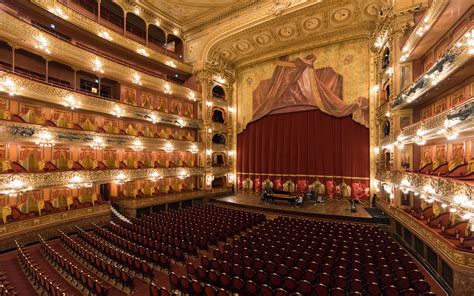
[296,180,308,193]
[273,178,283,191]
[325,180,337,198]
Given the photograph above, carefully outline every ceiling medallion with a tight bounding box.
[267,0,292,17]
[332,8,351,22]
[303,17,321,31]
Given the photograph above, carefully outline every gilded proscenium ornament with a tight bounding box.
[0,121,205,151]
[29,0,192,74]
[0,12,197,100]
[0,167,205,192]
[0,71,203,130]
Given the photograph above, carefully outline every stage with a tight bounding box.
[212,192,389,223]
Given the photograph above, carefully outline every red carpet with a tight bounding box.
[0,251,37,296]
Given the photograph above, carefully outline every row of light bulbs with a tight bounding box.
[376,179,473,220]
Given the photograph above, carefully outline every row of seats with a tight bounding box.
[0,268,17,295]
[60,230,135,291]
[16,241,65,296]
[39,235,110,295]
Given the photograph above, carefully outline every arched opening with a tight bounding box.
[148,24,166,51]
[48,61,74,89]
[100,0,124,33]
[212,176,226,188]
[212,153,226,166]
[382,47,390,70]
[166,34,184,59]
[0,41,12,70]
[212,108,225,124]
[71,0,98,16]
[212,134,226,145]
[14,48,46,80]
[126,12,146,41]
[212,85,225,99]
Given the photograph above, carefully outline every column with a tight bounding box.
[11,46,15,71]
[145,24,149,46]
[123,13,127,35]
[97,0,101,24]
[45,59,49,82]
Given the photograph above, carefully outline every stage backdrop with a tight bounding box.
[236,38,370,186]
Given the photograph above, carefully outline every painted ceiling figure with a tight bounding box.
[252,54,369,127]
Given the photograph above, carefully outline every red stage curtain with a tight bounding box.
[237,109,369,182]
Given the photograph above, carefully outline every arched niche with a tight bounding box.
[212,108,225,124]
[212,176,226,188]
[212,152,227,166]
[212,85,226,99]
[126,12,146,40]
[166,34,184,59]
[100,0,124,30]
[148,24,166,49]
[212,134,226,145]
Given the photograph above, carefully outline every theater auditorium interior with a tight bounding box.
[0,0,472,295]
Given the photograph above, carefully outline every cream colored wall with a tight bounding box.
[236,38,370,132]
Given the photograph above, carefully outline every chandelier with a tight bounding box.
[267,0,291,16]
[0,179,33,197]
[35,129,55,147]
[67,175,92,189]
[149,171,161,182]
[190,144,199,154]
[114,172,129,185]
[164,142,174,153]
[90,137,106,150]
[132,139,144,152]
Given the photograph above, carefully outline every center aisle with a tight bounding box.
[27,244,82,296]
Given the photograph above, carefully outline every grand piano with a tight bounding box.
[262,188,297,204]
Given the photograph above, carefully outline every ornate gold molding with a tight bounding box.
[0,71,203,130]
[0,120,204,151]
[29,0,193,74]
[0,167,205,192]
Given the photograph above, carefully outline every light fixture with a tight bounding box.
[64,94,80,110]
[441,203,448,208]
[172,28,180,36]
[67,175,92,189]
[426,198,434,203]
[132,139,144,152]
[228,106,235,113]
[400,178,411,187]
[422,184,436,195]
[177,119,186,128]
[454,194,468,205]
[190,144,199,154]
[449,208,457,213]
[228,150,235,157]
[146,113,159,124]
[98,31,113,41]
[178,169,189,179]
[92,58,104,73]
[35,129,55,147]
[150,171,161,182]
[188,92,196,101]
[208,128,212,134]
[215,75,226,84]
[385,67,393,76]
[155,19,161,27]
[206,175,214,186]
[373,147,380,154]
[111,105,125,117]
[462,212,472,220]
[164,142,174,153]
[228,173,235,184]
[206,101,213,107]
[206,149,213,157]
[164,83,172,94]
[166,60,177,68]
[132,72,142,85]
[136,48,149,57]
[1,77,19,96]
[371,85,379,93]
[114,172,129,185]
[465,29,474,54]
[134,8,141,15]
[374,35,385,48]
[49,6,69,19]
[34,34,51,54]
[90,137,106,150]
[385,110,391,117]
[0,179,33,197]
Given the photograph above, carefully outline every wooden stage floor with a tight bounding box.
[213,192,380,223]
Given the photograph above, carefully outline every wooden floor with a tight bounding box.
[214,192,375,222]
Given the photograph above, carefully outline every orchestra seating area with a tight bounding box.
[177,216,434,296]
[1,203,446,295]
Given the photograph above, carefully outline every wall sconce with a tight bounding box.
[166,60,177,68]
[228,150,235,157]
[35,129,55,147]
[207,128,212,134]
[373,147,380,154]
[90,137,106,150]
[177,119,186,128]
[1,77,19,96]
[132,139,144,152]
[136,48,149,57]
[206,175,214,186]
[190,144,199,154]
[67,175,92,189]
[64,94,80,110]
[150,171,161,182]
[111,105,125,117]
[164,83,172,94]
[228,173,235,184]
[228,107,235,113]
[114,172,129,185]
[178,169,189,179]
[215,76,226,84]
[146,113,159,124]
[92,58,104,73]
[206,101,213,107]
[206,149,213,157]
[34,34,51,54]
[132,72,142,85]
[0,179,33,197]
[188,92,196,101]
[98,31,113,41]
[49,6,69,19]
[164,142,174,153]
